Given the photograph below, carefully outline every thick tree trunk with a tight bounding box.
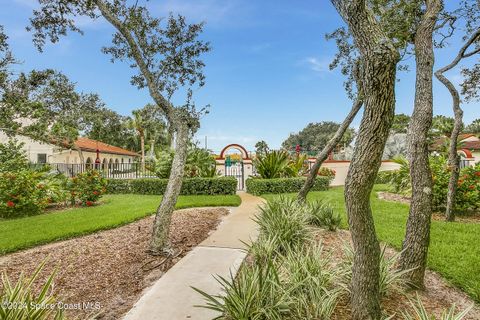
[434,29,480,221]
[297,97,363,202]
[400,0,442,288]
[149,124,189,254]
[330,1,399,319]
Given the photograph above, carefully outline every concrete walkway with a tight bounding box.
[123,192,264,320]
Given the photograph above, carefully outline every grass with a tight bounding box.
[0,194,241,255]
[262,185,480,303]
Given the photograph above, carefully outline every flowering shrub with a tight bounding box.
[384,155,480,213]
[317,167,336,178]
[0,170,59,218]
[432,159,480,212]
[69,170,107,206]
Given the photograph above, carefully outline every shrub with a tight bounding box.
[0,261,65,319]
[152,147,219,178]
[69,170,107,206]
[0,170,59,218]
[317,167,336,178]
[106,177,237,195]
[381,155,480,213]
[306,201,341,231]
[254,197,310,253]
[0,140,29,173]
[246,177,331,195]
[254,150,290,179]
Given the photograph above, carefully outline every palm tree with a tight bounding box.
[128,110,146,171]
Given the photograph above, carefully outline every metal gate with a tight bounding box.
[225,161,245,190]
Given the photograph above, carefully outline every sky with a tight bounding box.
[1,0,479,152]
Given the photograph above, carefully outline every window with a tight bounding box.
[37,153,47,164]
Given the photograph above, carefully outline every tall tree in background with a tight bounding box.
[28,0,211,255]
[391,113,411,134]
[465,119,480,133]
[435,1,480,222]
[129,110,147,171]
[330,1,399,318]
[400,0,443,288]
[281,121,356,152]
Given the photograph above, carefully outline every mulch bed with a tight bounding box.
[315,229,480,319]
[0,207,228,319]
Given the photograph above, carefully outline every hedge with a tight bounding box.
[106,177,237,195]
[246,177,331,196]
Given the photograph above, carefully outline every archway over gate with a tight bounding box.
[216,144,253,190]
[218,144,251,160]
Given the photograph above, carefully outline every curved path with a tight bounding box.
[123,192,264,320]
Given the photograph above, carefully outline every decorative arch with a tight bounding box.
[458,148,474,159]
[218,144,250,160]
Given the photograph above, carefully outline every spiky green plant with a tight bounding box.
[284,153,308,177]
[401,294,472,320]
[254,150,290,179]
[0,260,65,320]
[193,261,291,320]
[340,243,412,297]
[279,244,342,319]
[306,201,342,231]
[254,197,311,253]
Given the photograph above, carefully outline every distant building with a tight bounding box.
[431,133,480,165]
[0,131,139,165]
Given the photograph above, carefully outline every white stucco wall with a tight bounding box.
[0,132,137,164]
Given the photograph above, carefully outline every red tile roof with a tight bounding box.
[431,134,480,151]
[74,137,139,157]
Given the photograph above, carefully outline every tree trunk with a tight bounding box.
[297,97,363,202]
[149,123,189,254]
[330,1,399,319]
[434,29,480,221]
[400,0,442,288]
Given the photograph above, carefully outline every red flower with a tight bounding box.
[469,185,475,190]
[475,172,480,177]
[86,201,93,206]
[6,201,15,208]
[93,191,99,195]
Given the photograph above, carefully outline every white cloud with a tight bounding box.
[304,57,331,73]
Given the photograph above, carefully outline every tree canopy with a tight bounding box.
[282,121,355,152]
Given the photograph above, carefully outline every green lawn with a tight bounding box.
[262,185,480,303]
[0,194,241,255]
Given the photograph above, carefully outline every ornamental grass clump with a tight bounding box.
[279,243,342,319]
[0,261,65,320]
[254,196,311,253]
[401,294,472,320]
[306,200,342,231]
[193,261,291,320]
[340,243,412,298]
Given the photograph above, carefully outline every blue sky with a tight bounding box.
[1,0,479,152]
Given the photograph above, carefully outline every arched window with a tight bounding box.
[109,158,113,169]
[85,157,93,169]
[102,158,107,169]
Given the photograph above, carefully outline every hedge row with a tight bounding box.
[106,177,237,195]
[246,177,331,195]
